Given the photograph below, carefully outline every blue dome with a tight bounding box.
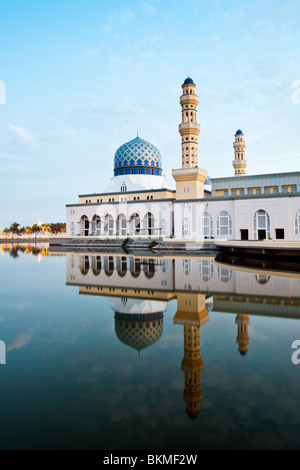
[114,137,163,177]
[236,129,243,135]
[204,175,211,185]
[183,77,194,85]
[115,311,164,352]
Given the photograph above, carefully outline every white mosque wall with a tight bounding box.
[66,200,175,238]
[173,195,300,240]
[66,192,300,240]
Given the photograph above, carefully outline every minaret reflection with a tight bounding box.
[174,293,209,420]
[235,314,250,356]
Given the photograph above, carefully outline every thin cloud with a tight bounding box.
[8,124,32,142]
[120,8,135,23]
[7,333,31,352]
[102,7,135,32]
[142,2,156,15]
[85,48,98,58]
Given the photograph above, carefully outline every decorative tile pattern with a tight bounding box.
[114,137,162,170]
[115,312,164,352]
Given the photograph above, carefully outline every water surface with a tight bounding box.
[0,245,299,450]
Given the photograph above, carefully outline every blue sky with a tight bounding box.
[0,0,300,227]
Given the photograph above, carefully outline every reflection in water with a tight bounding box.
[235,314,250,356]
[65,252,300,421]
[174,293,209,419]
[1,244,49,257]
[115,311,164,356]
[109,296,166,356]
[1,247,300,450]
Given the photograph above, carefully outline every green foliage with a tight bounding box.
[3,222,66,235]
[47,222,66,233]
[31,224,40,233]
[9,222,20,234]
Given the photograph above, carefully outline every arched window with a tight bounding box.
[183,259,191,275]
[199,259,214,281]
[217,266,232,282]
[117,257,127,277]
[182,217,190,237]
[129,213,140,235]
[80,256,90,275]
[295,210,300,235]
[160,219,166,236]
[161,259,168,272]
[130,257,141,278]
[91,215,101,236]
[104,214,114,236]
[144,259,155,279]
[70,222,75,236]
[95,216,101,236]
[91,256,101,276]
[143,212,154,235]
[255,274,270,285]
[217,211,232,236]
[198,211,213,238]
[104,256,114,276]
[121,182,127,192]
[116,214,127,236]
[80,215,89,237]
[254,210,270,240]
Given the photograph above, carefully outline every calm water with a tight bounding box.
[0,244,300,450]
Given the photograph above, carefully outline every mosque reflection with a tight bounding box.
[65,253,300,420]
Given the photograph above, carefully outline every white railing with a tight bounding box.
[232,160,247,164]
[179,123,200,131]
[172,167,207,177]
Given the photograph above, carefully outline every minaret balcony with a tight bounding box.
[180,94,199,106]
[179,123,200,131]
[172,166,207,179]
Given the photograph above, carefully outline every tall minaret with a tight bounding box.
[179,77,200,169]
[233,129,247,176]
[173,78,207,200]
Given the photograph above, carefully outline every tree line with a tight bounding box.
[1,222,66,236]
[2,244,49,258]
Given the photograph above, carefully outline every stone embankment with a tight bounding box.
[48,237,218,255]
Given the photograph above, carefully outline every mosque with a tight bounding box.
[66,78,300,242]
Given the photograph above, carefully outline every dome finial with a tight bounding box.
[183,77,194,85]
[137,129,139,138]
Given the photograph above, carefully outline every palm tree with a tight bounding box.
[9,222,20,235]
